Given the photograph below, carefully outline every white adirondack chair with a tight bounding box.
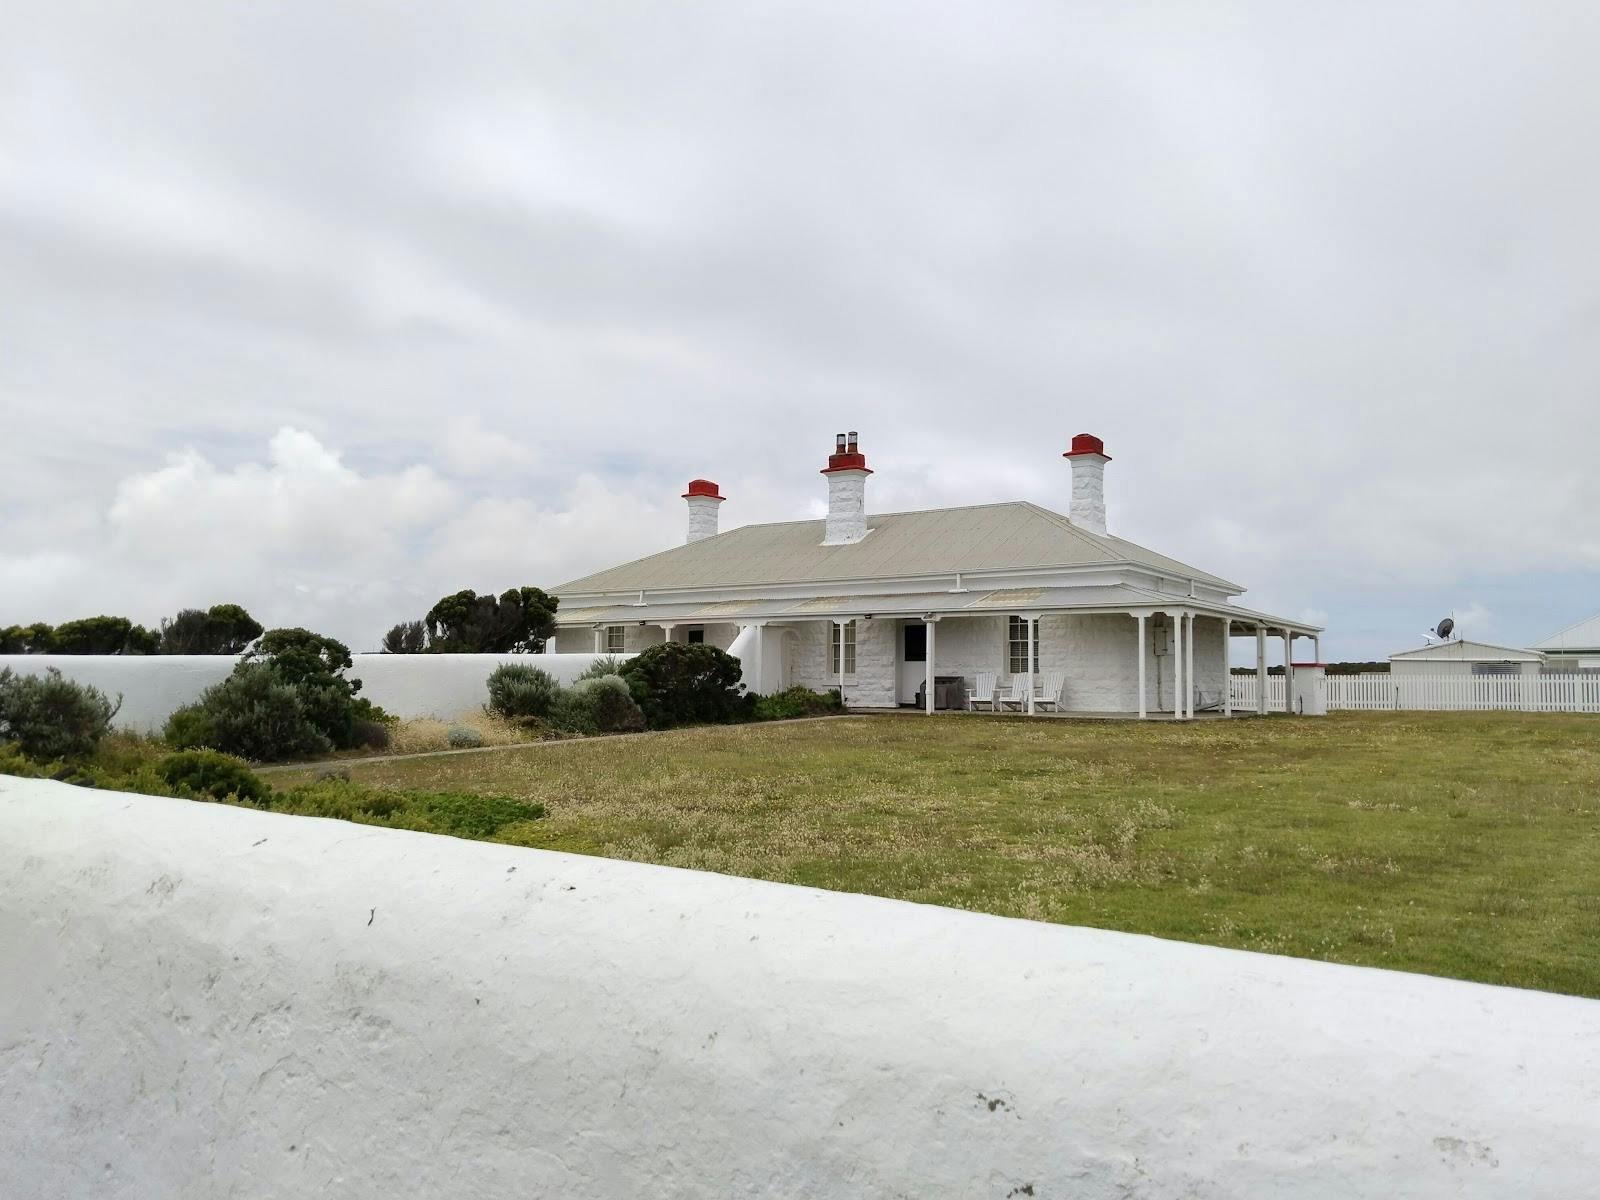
[967,672,998,711]
[1034,671,1066,712]
[996,675,1029,712]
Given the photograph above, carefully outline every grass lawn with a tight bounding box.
[271,711,1600,997]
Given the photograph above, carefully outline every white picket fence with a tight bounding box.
[1228,672,1600,714]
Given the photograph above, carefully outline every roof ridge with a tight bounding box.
[1533,608,1600,646]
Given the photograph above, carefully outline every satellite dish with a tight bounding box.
[1436,617,1455,640]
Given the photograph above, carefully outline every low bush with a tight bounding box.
[753,686,844,722]
[574,655,624,682]
[447,725,484,749]
[549,674,648,735]
[155,749,269,806]
[1,740,544,843]
[161,628,388,762]
[350,718,392,751]
[268,779,543,839]
[165,663,331,762]
[617,642,750,729]
[161,704,214,751]
[0,667,121,760]
[485,663,560,721]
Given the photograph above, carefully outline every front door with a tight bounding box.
[898,621,927,705]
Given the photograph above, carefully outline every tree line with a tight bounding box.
[381,587,559,654]
[4,586,563,658]
[0,605,264,656]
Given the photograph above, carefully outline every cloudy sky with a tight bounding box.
[4,2,1597,658]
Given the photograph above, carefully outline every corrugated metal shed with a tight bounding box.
[552,502,1238,595]
[1389,639,1545,663]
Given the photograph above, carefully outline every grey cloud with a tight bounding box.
[3,2,1598,656]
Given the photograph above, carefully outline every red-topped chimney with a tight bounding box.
[821,431,871,544]
[1063,433,1111,535]
[682,478,725,543]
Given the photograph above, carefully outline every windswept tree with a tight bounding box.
[0,623,58,654]
[159,604,264,654]
[381,620,427,654]
[422,587,559,653]
[49,615,159,655]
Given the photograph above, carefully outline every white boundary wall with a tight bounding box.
[3,777,1598,1198]
[1231,672,1600,714]
[0,653,628,731]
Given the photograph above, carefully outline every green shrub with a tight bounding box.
[162,703,214,750]
[155,749,269,806]
[397,790,546,838]
[160,628,385,761]
[268,779,542,839]
[447,725,484,749]
[618,642,750,729]
[753,686,844,721]
[0,667,121,760]
[269,779,408,823]
[485,663,560,721]
[574,655,624,682]
[549,674,647,735]
[167,663,331,762]
[245,628,380,750]
[350,719,392,750]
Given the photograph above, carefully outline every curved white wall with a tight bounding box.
[0,653,626,731]
[3,777,1597,1198]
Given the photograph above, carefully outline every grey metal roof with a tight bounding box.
[1532,609,1600,652]
[554,585,1331,633]
[551,502,1240,596]
[1389,639,1545,662]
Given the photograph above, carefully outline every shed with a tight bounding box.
[1388,639,1546,679]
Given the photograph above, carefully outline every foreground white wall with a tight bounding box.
[2,778,1596,1198]
[0,653,627,731]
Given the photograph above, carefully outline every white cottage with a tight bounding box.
[547,433,1323,719]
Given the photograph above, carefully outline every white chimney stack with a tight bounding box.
[682,479,725,543]
[1063,433,1111,536]
[821,431,872,545]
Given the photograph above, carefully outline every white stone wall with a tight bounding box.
[786,618,897,707]
[5,777,1599,1198]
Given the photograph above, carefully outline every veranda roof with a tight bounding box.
[555,584,1321,635]
[551,502,1242,596]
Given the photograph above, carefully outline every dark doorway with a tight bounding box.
[904,622,926,662]
[687,628,705,644]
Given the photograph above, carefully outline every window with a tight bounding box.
[687,628,705,644]
[1471,662,1517,676]
[1008,616,1039,674]
[831,620,857,675]
[605,625,626,654]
